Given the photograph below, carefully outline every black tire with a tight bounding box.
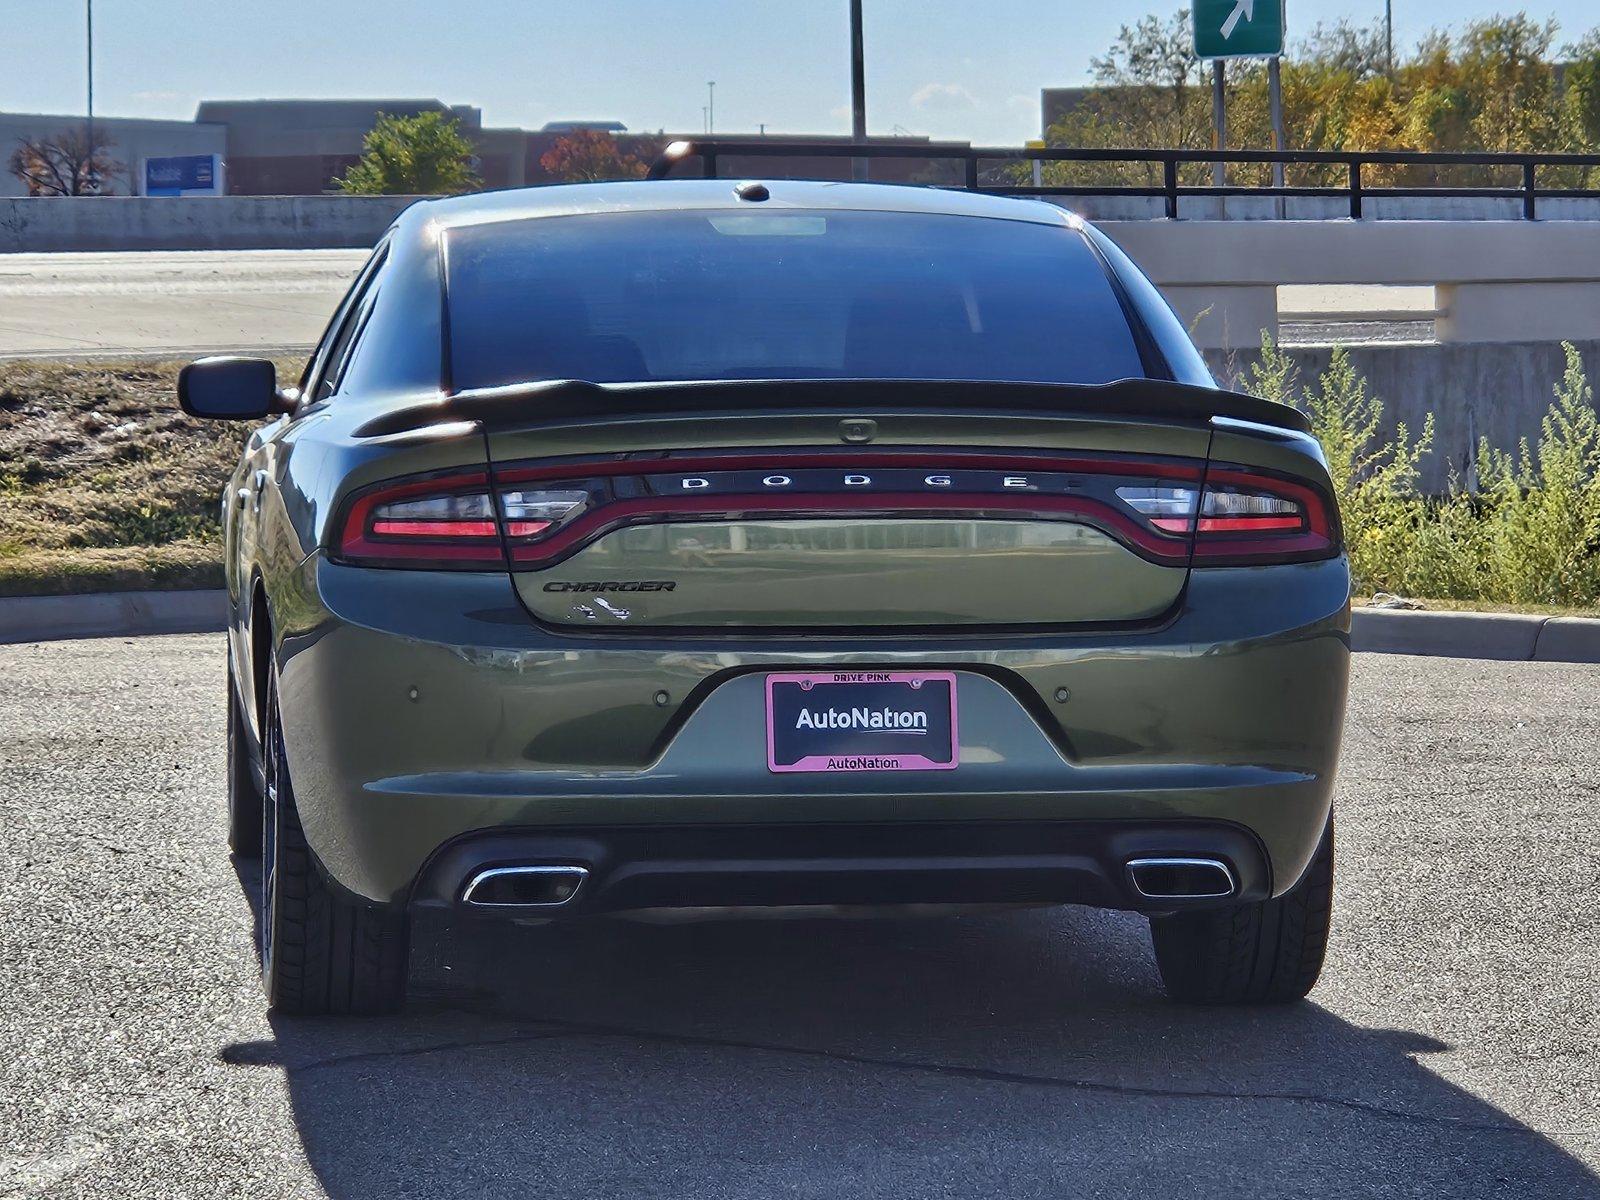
[261,666,408,1015]
[226,661,263,858]
[1149,816,1333,1005]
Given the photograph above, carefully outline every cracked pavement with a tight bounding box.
[2,634,1596,1198]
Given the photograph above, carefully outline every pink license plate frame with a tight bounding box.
[764,670,959,774]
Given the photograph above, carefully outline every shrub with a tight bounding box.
[1473,344,1600,605]
[1248,336,1600,610]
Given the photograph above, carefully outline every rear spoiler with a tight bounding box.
[354,378,1311,439]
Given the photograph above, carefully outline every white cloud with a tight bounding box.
[910,83,978,112]
[132,90,183,103]
[1006,93,1037,113]
[829,104,852,120]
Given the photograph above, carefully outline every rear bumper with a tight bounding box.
[411,820,1270,917]
[275,552,1350,908]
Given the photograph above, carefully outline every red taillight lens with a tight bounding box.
[368,492,500,539]
[1188,469,1336,563]
[1116,485,1199,535]
[337,470,503,566]
[1117,471,1336,563]
[1195,485,1306,533]
[334,471,597,568]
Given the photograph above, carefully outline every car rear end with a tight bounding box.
[273,185,1349,1006]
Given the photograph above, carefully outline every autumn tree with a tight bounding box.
[8,127,123,196]
[337,111,480,195]
[538,130,652,182]
[1042,9,1600,189]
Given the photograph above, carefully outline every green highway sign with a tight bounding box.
[1193,0,1285,58]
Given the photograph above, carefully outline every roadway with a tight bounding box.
[1,635,1596,1198]
[0,250,1438,358]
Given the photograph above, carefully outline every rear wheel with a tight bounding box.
[226,661,262,858]
[1149,816,1333,1005]
[260,666,408,1015]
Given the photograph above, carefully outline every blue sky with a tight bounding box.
[6,0,1600,145]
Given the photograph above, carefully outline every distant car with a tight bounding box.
[182,179,1348,1015]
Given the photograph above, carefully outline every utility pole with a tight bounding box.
[1384,0,1394,75]
[85,0,96,194]
[707,81,715,134]
[849,0,867,179]
[1211,60,1226,190]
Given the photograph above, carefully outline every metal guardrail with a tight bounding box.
[647,139,1600,219]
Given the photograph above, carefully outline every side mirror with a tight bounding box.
[178,357,289,420]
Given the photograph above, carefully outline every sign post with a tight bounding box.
[1193,0,1286,197]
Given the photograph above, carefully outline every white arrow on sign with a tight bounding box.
[1220,0,1254,39]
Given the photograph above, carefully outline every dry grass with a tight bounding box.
[0,357,302,596]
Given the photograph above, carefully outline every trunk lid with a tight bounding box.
[443,380,1281,631]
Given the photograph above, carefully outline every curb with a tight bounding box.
[0,588,228,645]
[2,590,1598,665]
[1350,608,1600,664]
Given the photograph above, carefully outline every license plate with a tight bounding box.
[765,671,958,773]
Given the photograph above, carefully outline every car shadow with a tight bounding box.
[226,860,1598,1200]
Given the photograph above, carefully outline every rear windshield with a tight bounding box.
[445,209,1149,390]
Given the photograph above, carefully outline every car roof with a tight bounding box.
[397,178,1080,237]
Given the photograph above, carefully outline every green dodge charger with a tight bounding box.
[181,178,1349,1015]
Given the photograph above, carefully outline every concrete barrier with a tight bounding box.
[0,589,228,644]
[1099,220,1600,349]
[1204,339,1600,494]
[1351,608,1600,663]
[0,195,422,253]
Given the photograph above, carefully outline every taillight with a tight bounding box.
[334,471,595,567]
[1189,469,1337,563]
[498,489,590,541]
[337,470,502,566]
[1117,471,1336,563]
[1116,485,1199,533]
[332,453,1336,571]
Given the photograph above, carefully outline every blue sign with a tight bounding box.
[144,155,219,196]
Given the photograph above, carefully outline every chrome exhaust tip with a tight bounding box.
[1125,857,1236,901]
[461,865,589,908]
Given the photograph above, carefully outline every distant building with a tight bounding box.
[601,132,970,187]
[1,101,970,196]
[1041,87,1097,136]
[194,99,529,192]
[540,120,629,133]
[0,112,225,197]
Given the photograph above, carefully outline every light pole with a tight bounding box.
[707,81,715,134]
[85,0,96,194]
[849,0,866,179]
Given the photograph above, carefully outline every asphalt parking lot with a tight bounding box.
[2,634,1596,1199]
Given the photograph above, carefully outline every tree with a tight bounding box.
[1299,19,1389,78]
[538,129,651,182]
[1041,7,1600,190]
[1457,15,1561,152]
[8,127,123,196]
[1040,9,1211,186]
[1562,31,1600,148]
[337,111,479,196]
